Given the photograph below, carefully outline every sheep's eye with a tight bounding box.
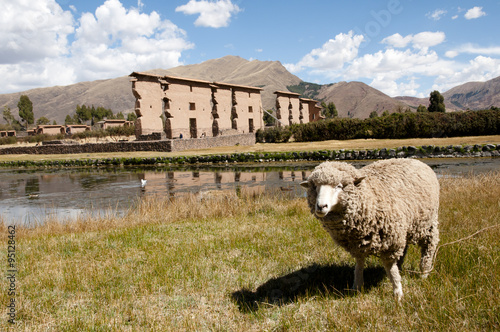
[336,183,343,189]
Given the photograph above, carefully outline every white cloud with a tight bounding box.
[452,15,459,20]
[426,9,447,21]
[433,56,500,92]
[284,31,364,73]
[445,50,459,58]
[0,0,74,64]
[464,6,486,20]
[176,0,241,28]
[445,44,500,58]
[381,33,412,48]
[0,0,193,93]
[412,31,446,49]
[382,31,445,50]
[71,0,193,81]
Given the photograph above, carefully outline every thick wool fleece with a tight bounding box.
[305,159,440,262]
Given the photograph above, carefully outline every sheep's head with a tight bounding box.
[300,162,364,218]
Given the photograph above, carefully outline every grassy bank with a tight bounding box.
[0,135,499,163]
[1,172,499,330]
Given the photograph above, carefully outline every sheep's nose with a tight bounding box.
[317,203,328,210]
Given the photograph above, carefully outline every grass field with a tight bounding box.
[1,171,499,331]
[0,135,499,163]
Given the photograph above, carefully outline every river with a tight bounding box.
[1,157,499,225]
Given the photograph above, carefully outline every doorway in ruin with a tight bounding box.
[164,118,172,139]
[248,119,254,133]
[212,119,219,137]
[189,118,197,138]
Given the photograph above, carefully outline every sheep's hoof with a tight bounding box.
[394,289,403,301]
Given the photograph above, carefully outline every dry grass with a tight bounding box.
[0,135,498,163]
[0,173,499,331]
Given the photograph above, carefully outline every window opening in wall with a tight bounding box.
[190,85,193,92]
[189,102,196,111]
[248,106,253,113]
[163,98,170,110]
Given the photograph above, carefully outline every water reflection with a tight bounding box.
[0,158,498,225]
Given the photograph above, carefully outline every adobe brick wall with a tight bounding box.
[0,134,256,155]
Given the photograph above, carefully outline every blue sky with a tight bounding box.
[1,0,499,97]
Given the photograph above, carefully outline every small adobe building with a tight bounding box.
[130,72,264,139]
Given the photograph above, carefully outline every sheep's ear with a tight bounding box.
[353,176,365,186]
[300,181,310,189]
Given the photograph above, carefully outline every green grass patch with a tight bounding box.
[1,173,499,330]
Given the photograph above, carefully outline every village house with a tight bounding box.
[96,119,133,130]
[0,130,16,137]
[129,72,264,139]
[65,125,91,135]
[35,125,65,135]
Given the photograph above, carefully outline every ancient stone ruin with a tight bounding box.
[130,72,264,140]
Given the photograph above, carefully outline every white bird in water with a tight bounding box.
[141,179,147,187]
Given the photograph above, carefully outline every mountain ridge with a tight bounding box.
[0,55,498,125]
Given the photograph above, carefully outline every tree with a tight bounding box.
[428,90,445,113]
[18,95,34,127]
[369,111,378,118]
[116,112,125,119]
[36,117,51,125]
[3,106,15,126]
[90,106,113,124]
[263,109,276,126]
[76,105,92,124]
[321,101,338,118]
[65,115,74,125]
[417,104,428,113]
[127,112,137,122]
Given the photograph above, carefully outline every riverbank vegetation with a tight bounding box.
[1,172,498,330]
[257,108,500,143]
[1,135,499,166]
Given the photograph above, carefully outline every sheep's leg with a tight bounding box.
[382,258,403,301]
[419,225,439,278]
[353,256,365,290]
[397,244,409,271]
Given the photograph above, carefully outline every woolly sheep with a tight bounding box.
[300,159,439,300]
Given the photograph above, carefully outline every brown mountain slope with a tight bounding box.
[443,76,500,110]
[316,81,406,118]
[0,56,301,125]
[394,76,500,111]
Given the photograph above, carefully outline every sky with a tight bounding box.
[1,0,500,98]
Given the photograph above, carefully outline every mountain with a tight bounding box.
[0,56,301,125]
[302,81,406,118]
[442,76,500,110]
[1,56,499,125]
[395,76,500,111]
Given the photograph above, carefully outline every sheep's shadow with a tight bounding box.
[231,263,386,312]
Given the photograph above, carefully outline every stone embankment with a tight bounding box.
[0,134,256,155]
[0,143,498,168]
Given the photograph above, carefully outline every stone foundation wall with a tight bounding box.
[0,134,256,155]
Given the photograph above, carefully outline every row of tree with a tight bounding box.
[1,94,137,131]
[257,107,499,143]
[64,105,136,125]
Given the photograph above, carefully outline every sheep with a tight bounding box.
[300,159,439,300]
